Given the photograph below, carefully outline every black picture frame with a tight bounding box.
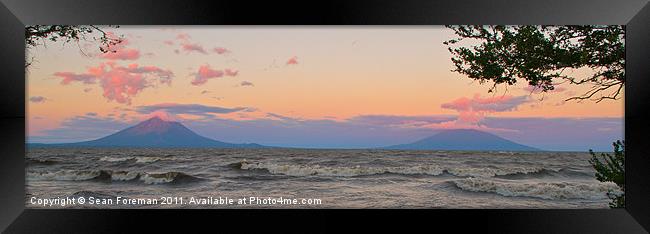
[1,0,649,232]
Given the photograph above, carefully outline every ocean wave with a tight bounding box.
[139,172,202,184]
[445,167,561,178]
[26,158,59,165]
[27,170,202,184]
[110,171,140,181]
[236,160,570,179]
[99,156,133,162]
[495,168,593,180]
[99,156,166,163]
[238,161,444,177]
[27,170,111,181]
[453,177,622,200]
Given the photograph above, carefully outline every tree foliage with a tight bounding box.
[25,25,123,67]
[589,140,625,208]
[444,25,625,102]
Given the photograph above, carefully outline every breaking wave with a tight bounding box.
[453,177,622,200]
[236,160,571,179]
[99,156,166,163]
[494,168,593,179]
[237,161,444,177]
[139,172,202,184]
[27,170,111,181]
[445,167,561,178]
[27,170,202,185]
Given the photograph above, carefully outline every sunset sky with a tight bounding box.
[26,26,624,151]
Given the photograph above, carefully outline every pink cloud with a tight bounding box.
[213,47,230,54]
[99,48,140,60]
[442,94,529,113]
[286,56,298,65]
[53,62,174,104]
[224,69,238,76]
[170,33,230,56]
[440,94,529,126]
[191,65,224,86]
[176,33,191,41]
[181,43,208,54]
[53,72,97,84]
[191,65,238,86]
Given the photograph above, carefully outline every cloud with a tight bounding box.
[224,69,238,76]
[181,43,208,54]
[266,112,299,122]
[286,56,298,65]
[347,115,455,128]
[135,103,249,118]
[170,33,230,56]
[213,47,230,54]
[441,94,529,125]
[191,65,238,86]
[240,81,254,87]
[53,62,174,104]
[99,48,140,60]
[29,96,47,103]
[442,94,529,112]
[176,33,191,41]
[144,110,179,122]
[52,72,97,84]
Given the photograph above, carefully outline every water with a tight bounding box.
[25,148,620,208]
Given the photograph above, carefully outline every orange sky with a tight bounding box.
[26,26,624,143]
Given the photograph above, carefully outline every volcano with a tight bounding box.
[34,117,266,148]
[384,129,540,151]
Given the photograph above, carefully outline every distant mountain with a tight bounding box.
[384,129,540,151]
[30,117,266,148]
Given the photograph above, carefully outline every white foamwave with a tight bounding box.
[139,172,181,184]
[27,170,198,185]
[135,157,164,163]
[99,156,133,162]
[453,177,621,200]
[446,166,557,178]
[111,171,140,181]
[240,161,444,177]
[27,170,102,181]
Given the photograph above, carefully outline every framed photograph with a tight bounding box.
[1,0,649,232]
